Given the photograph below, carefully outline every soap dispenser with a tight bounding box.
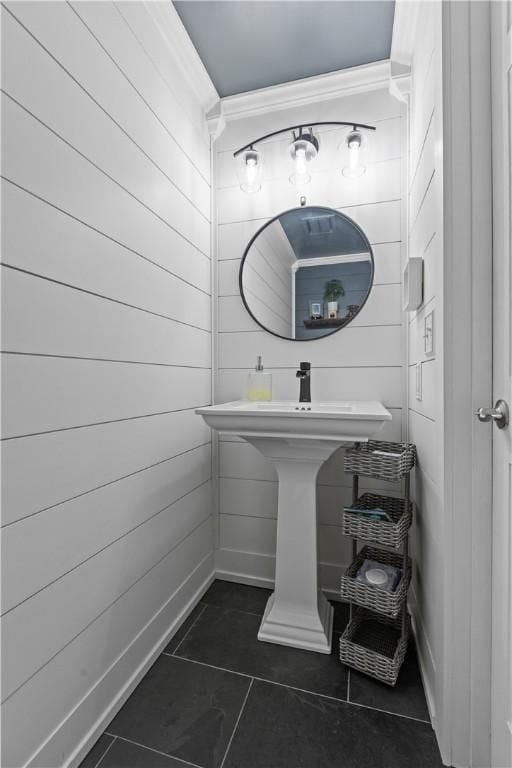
[247,356,272,401]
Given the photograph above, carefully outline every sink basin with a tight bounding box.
[196,399,391,441]
[196,399,391,654]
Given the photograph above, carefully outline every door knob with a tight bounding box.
[475,399,509,429]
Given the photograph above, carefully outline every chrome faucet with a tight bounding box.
[296,362,311,403]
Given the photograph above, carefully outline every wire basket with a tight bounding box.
[339,608,410,686]
[342,493,413,549]
[344,441,417,481]
[340,546,411,618]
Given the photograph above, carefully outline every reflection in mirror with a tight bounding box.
[239,206,374,341]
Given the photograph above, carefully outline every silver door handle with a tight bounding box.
[475,399,509,429]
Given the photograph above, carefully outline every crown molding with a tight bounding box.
[144,1,219,114]
[390,0,421,67]
[388,0,419,103]
[214,60,391,124]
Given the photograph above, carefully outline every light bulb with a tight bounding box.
[342,129,366,179]
[289,130,318,186]
[236,147,263,193]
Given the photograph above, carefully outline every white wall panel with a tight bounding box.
[2,482,212,702]
[2,408,210,527]
[1,4,213,764]
[216,365,403,406]
[218,325,403,369]
[3,444,212,613]
[2,526,213,768]
[405,1,444,732]
[3,268,210,368]
[2,94,211,291]
[1,7,210,254]
[217,159,401,225]
[2,181,211,332]
[214,88,406,590]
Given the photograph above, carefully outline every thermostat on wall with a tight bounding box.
[403,258,423,311]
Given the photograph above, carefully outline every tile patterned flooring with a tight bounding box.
[80,581,444,768]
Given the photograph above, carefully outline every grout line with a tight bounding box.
[219,679,254,768]
[91,735,116,768]
[171,603,208,656]
[167,653,430,725]
[342,697,431,725]
[103,733,203,768]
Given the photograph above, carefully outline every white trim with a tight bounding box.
[291,252,371,272]
[144,1,219,114]
[214,61,391,124]
[391,0,421,68]
[442,2,493,766]
[388,0,419,102]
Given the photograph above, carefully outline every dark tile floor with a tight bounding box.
[80,581,444,768]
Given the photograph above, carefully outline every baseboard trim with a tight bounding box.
[214,570,345,604]
[409,601,437,731]
[28,555,215,768]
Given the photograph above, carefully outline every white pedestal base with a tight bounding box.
[258,590,334,654]
[243,436,344,655]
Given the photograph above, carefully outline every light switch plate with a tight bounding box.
[415,362,422,401]
[424,310,434,356]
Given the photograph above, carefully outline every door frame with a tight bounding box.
[441,1,493,766]
[490,2,512,765]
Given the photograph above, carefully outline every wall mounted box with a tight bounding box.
[402,258,423,311]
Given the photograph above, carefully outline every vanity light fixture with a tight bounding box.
[236,146,263,194]
[341,127,366,178]
[233,121,375,193]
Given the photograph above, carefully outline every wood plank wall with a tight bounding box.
[406,1,444,729]
[213,89,406,594]
[1,3,214,766]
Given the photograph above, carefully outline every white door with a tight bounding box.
[490,2,512,766]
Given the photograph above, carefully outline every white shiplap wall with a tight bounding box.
[1,3,214,766]
[214,89,406,593]
[405,1,444,730]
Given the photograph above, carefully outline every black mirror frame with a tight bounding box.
[238,206,375,342]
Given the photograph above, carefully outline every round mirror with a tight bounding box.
[239,206,374,341]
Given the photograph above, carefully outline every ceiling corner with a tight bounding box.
[143,1,219,115]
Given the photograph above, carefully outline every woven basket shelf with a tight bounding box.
[342,493,413,549]
[344,441,417,481]
[340,545,411,618]
[339,608,410,686]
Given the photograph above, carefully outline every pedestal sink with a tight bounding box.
[196,400,392,654]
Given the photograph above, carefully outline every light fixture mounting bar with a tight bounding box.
[233,121,376,157]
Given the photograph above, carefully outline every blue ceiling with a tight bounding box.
[173,1,395,98]
[279,208,370,259]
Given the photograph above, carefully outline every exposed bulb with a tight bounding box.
[289,130,318,186]
[237,147,263,193]
[342,129,366,179]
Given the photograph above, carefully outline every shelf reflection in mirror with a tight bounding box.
[239,206,375,341]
